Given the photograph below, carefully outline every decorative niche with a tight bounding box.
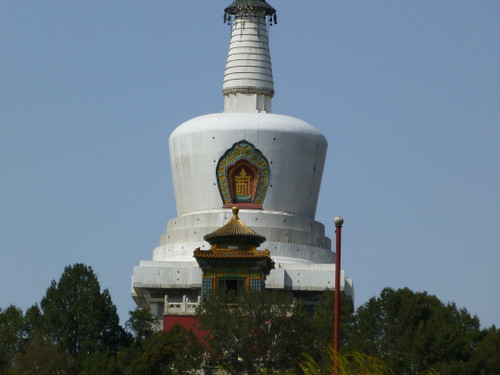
[216,140,270,209]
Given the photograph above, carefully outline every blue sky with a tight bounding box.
[1,1,499,328]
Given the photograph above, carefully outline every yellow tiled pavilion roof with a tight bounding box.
[203,207,266,247]
[194,207,275,276]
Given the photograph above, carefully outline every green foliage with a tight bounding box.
[24,304,42,336]
[125,306,158,342]
[80,351,122,375]
[350,287,481,375]
[473,325,500,374]
[1,264,498,375]
[0,305,26,372]
[312,289,355,351]
[196,289,311,374]
[14,330,75,375]
[38,263,128,358]
[298,347,444,375]
[116,325,203,375]
[298,347,395,375]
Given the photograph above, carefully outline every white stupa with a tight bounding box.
[132,0,353,321]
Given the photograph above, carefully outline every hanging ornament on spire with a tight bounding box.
[223,0,277,26]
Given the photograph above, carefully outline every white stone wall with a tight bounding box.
[132,261,354,300]
[169,113,327,219]
[163,112,331,264]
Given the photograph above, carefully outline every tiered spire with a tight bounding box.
[222,0,277,113]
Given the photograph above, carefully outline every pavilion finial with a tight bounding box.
[232,206,240,218]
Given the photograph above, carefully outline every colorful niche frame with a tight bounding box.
[216,140,270,209]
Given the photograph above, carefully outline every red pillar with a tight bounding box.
[333,216,344,375]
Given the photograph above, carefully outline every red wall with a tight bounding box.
[163,315,210,345]
[163,315,199,333]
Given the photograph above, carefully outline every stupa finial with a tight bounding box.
[224,0,277,25]
[222,0,277,113]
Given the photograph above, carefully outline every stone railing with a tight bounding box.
[164,295,200,315]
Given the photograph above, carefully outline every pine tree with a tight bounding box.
[39,264,128,358]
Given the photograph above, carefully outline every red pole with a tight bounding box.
[333,216,344,375]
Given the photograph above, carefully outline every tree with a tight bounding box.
[196,289,311,375]
[14,330,75,375]
[350,287,481,375]
[125,307,158,342]
[115,325,203,375]
[312,289,356,352]
[473,325,500,374]
[79,351,122,375]
[117,308,203,374]
[24,303,42,337]
[0,305,25,372]
[38,264,128,359]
